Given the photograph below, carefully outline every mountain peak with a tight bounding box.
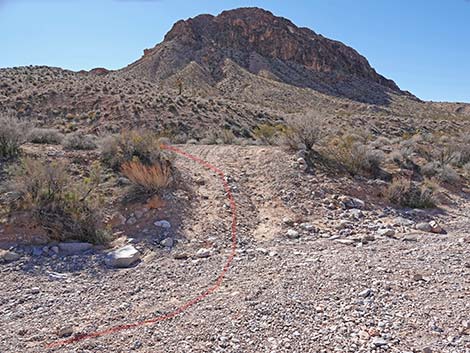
[124,7,404,104]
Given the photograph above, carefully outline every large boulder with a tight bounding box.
[105,245,140,268]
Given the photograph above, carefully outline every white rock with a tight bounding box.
[105,245,140,268]
[58,242,93,254]
[195,248,211,258]
[429,221,444,234]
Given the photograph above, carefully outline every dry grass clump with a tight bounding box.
[63,132,98,151]
[0,114,31,159]
[385,177,435,209]
[121,160,173,193]
[8,158,109,243]
[100,130,171,171]
[28,128,64,145]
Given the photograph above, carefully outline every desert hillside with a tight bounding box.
[0,6,469,353]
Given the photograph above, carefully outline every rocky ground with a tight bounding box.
[1,145,470,353]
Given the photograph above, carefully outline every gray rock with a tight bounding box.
[0,250,21,262]
[372,337,387,347]
[57,326,73,338]
[377,228,396,237]
[154,220,171,229]
[51,246,59,254]
[32,247,43,256]
[58,242,93,254]
[416,222,432,232]
[126,216,137,225]
[393,217,414,227]
[300,223,315,231]
[105,245,140,268]
[30,287,40,295]
[349,209,364,219]
[286,229,300,239]
[160,237,174,248]
[339,196,365,209]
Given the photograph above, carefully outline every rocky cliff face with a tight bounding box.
[122,7,406,104]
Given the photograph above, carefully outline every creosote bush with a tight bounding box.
[385,177,435,209]
[282,113,326,151]
[324,134,384,177]
[28,128,64,145]
[0,114,31,159]
[8,158,109,244]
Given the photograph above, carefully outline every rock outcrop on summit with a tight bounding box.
[123,7,407,104]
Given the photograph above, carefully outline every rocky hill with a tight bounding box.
[122,7,407,105]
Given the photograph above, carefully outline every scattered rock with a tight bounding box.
[0,250,21,262]
[338,196,365,209]
[372,337,387,347]
[195,248,211,258]
[105,245,140,268]
[415,222,432,232]
[154,220,171,229]
[58,242,93,254]
[282,217,294,226]
[286,229,300,239]
[160,237,174,248]
[173,252,190,260]
[393,217,414,227]
[30,287,40,295]
[358,288,372,298]
[57,326,73,338]
[376,228,395,237]
[429,221,445,234]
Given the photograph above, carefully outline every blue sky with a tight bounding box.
[1,0,469,102]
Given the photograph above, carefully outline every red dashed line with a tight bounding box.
[46,145,238,349]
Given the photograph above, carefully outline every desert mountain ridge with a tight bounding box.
[0,7,469,138]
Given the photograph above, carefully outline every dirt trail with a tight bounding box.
[1,145,469,353]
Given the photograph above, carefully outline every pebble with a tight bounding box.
[195,248,211,258]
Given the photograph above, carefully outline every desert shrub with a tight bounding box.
[439,165,460,184]
[28,128,64,144]
[100,130,172,171]
[121,160,173,193]
[0,114,31,159]
[63,132,98,150]
[282,113,326,151]
[370,136,391,149]
[421,161,460,184]
[324,134,385,177]
[385,177,435,209]
[8,158,108,244]
[253,124,281,145]
[200,129,236,145]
